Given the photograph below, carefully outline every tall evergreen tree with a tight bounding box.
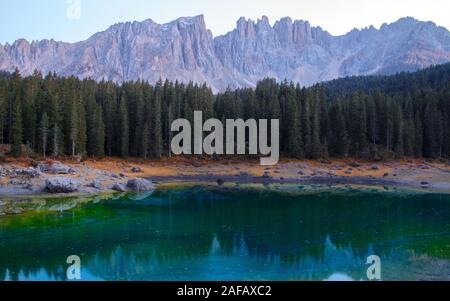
[39,112,49,157]
[10,94,23,157]
[118,96,129,158]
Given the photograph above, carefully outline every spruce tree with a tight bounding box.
[95,105,105,158]
[151,86,162,158]
[0,81,6,145]
[39,112,49,157]
[118,96,129,158]
[10,94,23,157]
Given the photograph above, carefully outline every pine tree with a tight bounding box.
[39,112,49,157]
[151,85,162,158]
[0,81,7,145]
[310,104,322,159]
[69,98,78,157]
[118,96,129,158]
[52,123,61,158]
[332,101,350,157]
[94,105,105,158]
[393,104,405,156]
[414,112,423,157]
[141,122,149,159]
[301,93,312,158]
[10,94,23,157]
[285,88,303,158]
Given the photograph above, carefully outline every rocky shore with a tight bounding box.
[0,160,154,196]
[0,157,449,198]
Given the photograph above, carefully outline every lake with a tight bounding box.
[1,183,450,281]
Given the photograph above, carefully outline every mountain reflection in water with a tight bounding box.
[1,184,450,281]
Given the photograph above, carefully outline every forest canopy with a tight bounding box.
[0,63,449,160]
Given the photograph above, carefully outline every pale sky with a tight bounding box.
[1,0,449,44]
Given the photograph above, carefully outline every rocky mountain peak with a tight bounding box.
[1,16,450,92]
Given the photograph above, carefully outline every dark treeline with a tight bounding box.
[0,63,449,160]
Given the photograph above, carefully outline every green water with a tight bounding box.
[1,183,450,281]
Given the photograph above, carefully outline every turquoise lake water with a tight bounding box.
[1,183,450,281]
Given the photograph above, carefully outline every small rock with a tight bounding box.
[119,173,126,178]
[111,173,119,179]
[371,166,379,170]
[383,173,389,177]
[349,162,360,168]
[421,182,429,185]
[131,167,142,173]
[298,171,304,175]
[217,179,225,186]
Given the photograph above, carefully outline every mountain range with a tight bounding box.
[1,15,450,92]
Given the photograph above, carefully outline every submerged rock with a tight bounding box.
[45,177,80,193]
[127,178,154,192]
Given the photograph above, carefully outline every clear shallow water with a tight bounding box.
[1,183,450,281]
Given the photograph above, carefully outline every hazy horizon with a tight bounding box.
[1,0,450,44]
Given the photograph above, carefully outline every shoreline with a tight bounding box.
[0,157,450,198]
[148,174,401,187]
